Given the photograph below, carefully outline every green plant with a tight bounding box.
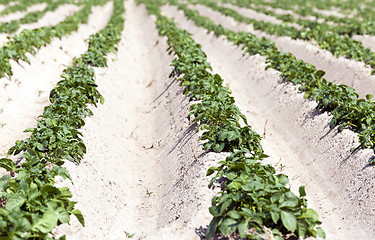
[0,0,125,238]
[137,1,325,238]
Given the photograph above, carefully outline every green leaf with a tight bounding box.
[58,211,70,224]
[206,166,217,176]
[297,220,308,237]
[71,209,85,227]
[366,94,373,102]
[32,211,58,233]
[303,91,312,99]
[317,227,326,238]
[280,210,297,232]
[300,208,320,222]
[219,218,237,235]
[5,194,26,211]
[35,142,45,151]
[60,73,70,79]
[299,186,306,197]
[227,131,237,141]
[206,217,218,239]
[41,185,60,196]
[227,210,242,219]
[271,210,280,224]
[59,235,67,240]
[0,158,16,171]
[212,142,225,153]
[315,70,325,78]
[237,221,248,238]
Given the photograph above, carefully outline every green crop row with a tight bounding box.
[0,0,124,239]
[0,0,71,34]
[137,0,325,239]
[170,0,375,158]
[222,0,375,25]
[191,0,375,75]
[0,0,110,80]
[1,0,50,15]
[222,0,375,37]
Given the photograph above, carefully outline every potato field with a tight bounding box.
[0,0,375,239]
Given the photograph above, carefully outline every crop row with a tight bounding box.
[228,0,375,36]
[191,0,375,75]
[0,0,71,34]
[168,0,375,161]
[223,0,375,27]
[0,0,50,15]
[137,0,325,239]
[0,0,124,238]
[0,0,110,79]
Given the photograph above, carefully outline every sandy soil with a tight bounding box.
[0,3,81,47]
[0,2,47,23]
[54,1,220,239]
[162,4,375,240]
[0,2,113,160]
[191,4,375,99]
[2,1,375,240]
[353,34,375,52]
[220,2,303,29]
[16,3,81,33]
[313,7,352,18]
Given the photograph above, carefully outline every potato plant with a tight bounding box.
[0,0,124,238]
[137,0,325,238]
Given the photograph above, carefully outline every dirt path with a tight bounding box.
[54,1,218,239]
[162,5,375,240]
[0,2,113,159]
[209,4,375,99]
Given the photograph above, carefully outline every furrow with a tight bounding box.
[162,4,375,240]
[192,3,375,99]
[0,1,113,161]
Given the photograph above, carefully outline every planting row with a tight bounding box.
[0,0,124,238]
[167,0,375,161]
[0,0,71,34]
[223,0,375,27]
[0,0,110,79]
[137,0,325,239]
[196,0,375,75]
[1,0,49,16]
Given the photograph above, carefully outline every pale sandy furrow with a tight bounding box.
[353,34,375,52]
[223,2,326,25]
[191,4,375,99]
[313,7,347,18]
[163,4,375,240]
[0,3,81,47]
[0,1,24,14]
[16,3,81,33]
[0,2,113,159]
[219,2,303,29]
[54,1,217,239]
[0,2,47,23]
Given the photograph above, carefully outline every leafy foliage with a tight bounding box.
[0,0,72,34]
[172,0,375,156]
[0,0,124,238]
[194,0,375,74]
[0,0,110,79]
[137,0,324,239]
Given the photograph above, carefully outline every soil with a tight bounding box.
[1,1,375,240]
[162,4,375,240]
[193,3,375,99]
